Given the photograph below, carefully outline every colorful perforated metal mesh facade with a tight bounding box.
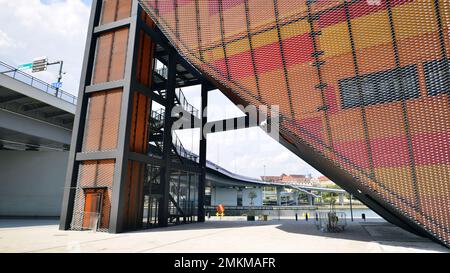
[138,0,450,246]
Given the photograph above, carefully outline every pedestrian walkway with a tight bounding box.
[0,218,447,253]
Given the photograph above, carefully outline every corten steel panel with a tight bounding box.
[123,161,147,229]
[131,27,156,155]
[101,0,133,24]
[92,28,130,84]
[83,89,123,152]
[138,0,450,246]
[71,160,115,232]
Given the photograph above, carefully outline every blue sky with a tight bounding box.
[0,0,322,178]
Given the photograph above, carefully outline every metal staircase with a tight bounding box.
[155,67,200,119]
[146,85,199,224]
[148,108,198,162]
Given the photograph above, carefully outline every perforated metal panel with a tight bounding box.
[138,0,450,246]
[71,160,115,232]
[82,89,123,153]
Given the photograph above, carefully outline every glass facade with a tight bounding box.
[167,171,199,225]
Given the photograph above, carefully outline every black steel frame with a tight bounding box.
[59,0,207,233]
[59,0,255,233]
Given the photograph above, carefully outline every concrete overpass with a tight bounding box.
[0,61,76,217]
[205,159,346,206]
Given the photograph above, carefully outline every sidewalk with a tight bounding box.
[0,218,447,253]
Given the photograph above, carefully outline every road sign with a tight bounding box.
[52,82,63,89]
[18,63,32,70]
[32,57,48,73]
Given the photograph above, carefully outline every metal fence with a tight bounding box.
[0,61,77,105]
[315,211,347,233]
[205,206,317,220]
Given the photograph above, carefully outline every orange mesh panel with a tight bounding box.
[73,160,115,231]
[123,161,146,230]
[101,0,132,25]
[92,28,129,84]
[83,89,122,152]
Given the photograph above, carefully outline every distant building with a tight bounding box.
[312,176,336,187]
[261,176,281,182]
[261,174,314,186]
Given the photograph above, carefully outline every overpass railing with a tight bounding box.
[0,61,77,105]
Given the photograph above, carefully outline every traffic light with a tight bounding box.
[32,57,47,73]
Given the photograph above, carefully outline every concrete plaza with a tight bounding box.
[0,217,448,253]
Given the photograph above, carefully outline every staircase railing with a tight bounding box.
[175,88,200,119]
[149,109,198,163]
[155,67,168,79]
[172,130,198,162]
[154,67,200,119]
[150,108,165,127]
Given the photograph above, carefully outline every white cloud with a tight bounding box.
[0,30,18,49]
[0,0,90,95]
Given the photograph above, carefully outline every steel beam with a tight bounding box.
[76,151,118,161]
[206,115,260,133]
[158,49,177,227]
[128,152,165,166]
[177,113,261,133]
[198,84,208,222]
[134,80,166,106]
[93,17,131,34]
[85,80,125,93]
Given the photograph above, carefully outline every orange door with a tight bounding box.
[82,191,103,230]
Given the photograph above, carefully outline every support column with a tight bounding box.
[276,187,282,206]
[198,84,208,222]
[308,193,313,206]
[339,193,344,206]
[159,49,177,227]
